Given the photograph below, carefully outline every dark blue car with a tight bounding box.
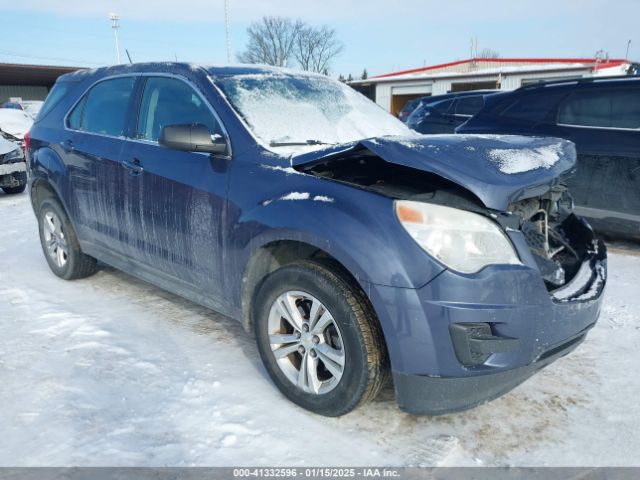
[26,63,606,416]
[407,90,498,134]
[457,76,640,239]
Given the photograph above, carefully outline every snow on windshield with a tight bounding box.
[216,72,412,150]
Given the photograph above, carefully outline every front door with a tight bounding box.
[122,75,230,309]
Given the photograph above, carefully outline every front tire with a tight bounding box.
[254,260,387,416]
[2,184,26,194]
[37,197,97,280]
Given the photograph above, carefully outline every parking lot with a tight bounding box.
[1,190,639,467]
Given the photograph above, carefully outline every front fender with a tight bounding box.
[231,174,445,290]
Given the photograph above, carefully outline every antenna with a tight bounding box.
[626,39,632,60]
[126,49,133,64]
[224,0,232,63]
[109,13,121,65]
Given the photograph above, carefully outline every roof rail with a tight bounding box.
[519,74,640,90]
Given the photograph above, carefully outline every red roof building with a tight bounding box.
[350,57,635,115]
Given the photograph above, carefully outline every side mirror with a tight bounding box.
[159,123,228,155]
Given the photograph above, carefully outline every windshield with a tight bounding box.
[216,72,413,151]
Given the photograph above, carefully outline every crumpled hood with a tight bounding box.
[292,134,576,211]
[0,137,20,155]
[0,109,33,139]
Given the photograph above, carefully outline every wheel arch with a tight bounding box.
[30,177,65,214]
[240,239,375,334]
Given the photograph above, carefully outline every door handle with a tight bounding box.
[60,139,74,153]
[122,158,144,175]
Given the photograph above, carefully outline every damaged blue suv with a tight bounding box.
[26,63,606,416]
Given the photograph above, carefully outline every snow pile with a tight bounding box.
[280,191,310,201]
[262,192,335,205]
[488,143,563,174]
[1,193,639,467]
[216,73,413,152]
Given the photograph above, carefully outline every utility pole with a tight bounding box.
[110,13,121,65]
[224,0,232,63]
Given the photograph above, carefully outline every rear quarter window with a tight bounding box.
[34,83,72,122]
[557,88,640,129]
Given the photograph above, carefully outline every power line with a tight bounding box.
[0,48,104,66]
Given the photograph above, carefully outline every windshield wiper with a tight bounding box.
[269,139,333,147]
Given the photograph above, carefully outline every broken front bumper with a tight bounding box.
[0,162,26,176]
[394,323,591,415]
[368,236,606,416]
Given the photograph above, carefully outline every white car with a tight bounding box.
[0,136,26,194]
[0,108,34,141]
[1,100,44,119]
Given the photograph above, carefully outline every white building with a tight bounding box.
[350,57,636,116]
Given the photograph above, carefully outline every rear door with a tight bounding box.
[122,75,231,307]
[550,85,640,235]
[63,75,138,253]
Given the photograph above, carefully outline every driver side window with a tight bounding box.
[136,76,222,142]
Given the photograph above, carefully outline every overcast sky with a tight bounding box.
[1,0,638,77]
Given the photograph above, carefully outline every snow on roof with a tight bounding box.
[351,58,631,84]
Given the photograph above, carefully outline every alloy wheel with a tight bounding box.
[267,290,346,395]
[42,210,68,268]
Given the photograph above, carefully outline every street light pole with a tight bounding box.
[110,13,121,65]
[224,0,231,63]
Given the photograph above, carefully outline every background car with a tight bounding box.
[407,90,499,134]
[1,100,44,119]
[397,97,422,123]
[0,108,34,145]
[0,136,26,194]
[457,76,640,239]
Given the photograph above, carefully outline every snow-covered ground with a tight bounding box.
[1,190,639,467]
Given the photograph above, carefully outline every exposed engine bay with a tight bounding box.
[298,150,605,295]
[508,185,602,291]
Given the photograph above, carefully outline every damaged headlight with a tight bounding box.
[395,200,521,274]
[2,147,23,164]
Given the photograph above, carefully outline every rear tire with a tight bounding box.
[37,196,97,280]
[2,184,26,194]
[253,260,387,416]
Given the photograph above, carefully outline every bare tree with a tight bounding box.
[237,16,343,73]
[237,16,304,67]
[293,25,344,74]
[477,48,500,59]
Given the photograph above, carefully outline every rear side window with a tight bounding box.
[558,89,640,129]
[454,96,484,116]
[35,83,71,122]
[432,99,453,113]
[500,92,566,123]
[400,99,420,114]
[67,77,136,136]
[136,76,221,142]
